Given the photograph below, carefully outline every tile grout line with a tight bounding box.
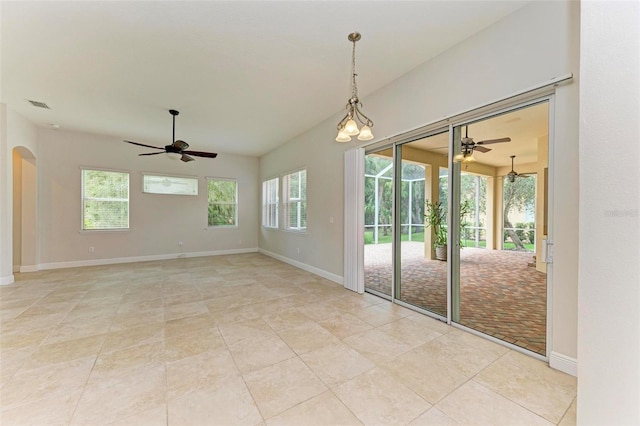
[472,379,555,424]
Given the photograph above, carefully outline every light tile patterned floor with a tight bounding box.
[0,253,575,425]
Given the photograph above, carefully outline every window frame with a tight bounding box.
[141,172,199,196]
[206,177,238,228]
[81,167,130,232]
[282,168,307,233]
[262,177,279,229]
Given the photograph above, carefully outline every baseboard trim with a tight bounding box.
[19,265,39,273]
[259,248,343,285]
[549,351,577,377]
[0,274,15,285]
[37,248,260,271]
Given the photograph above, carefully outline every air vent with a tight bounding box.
[27,100,51,109]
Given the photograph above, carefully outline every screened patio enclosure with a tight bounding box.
[364,155,426,246]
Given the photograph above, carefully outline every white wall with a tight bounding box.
[260,121,347,280]
[37,128,259,267]
[578,1,640,424]
[260,0,580,363]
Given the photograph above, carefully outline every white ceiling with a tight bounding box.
[1,1,530,157]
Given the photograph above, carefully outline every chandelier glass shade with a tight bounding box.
[453,150,476,163]
[454,130,476,163]
[335,32,374,142]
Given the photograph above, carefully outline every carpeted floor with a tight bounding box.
[364,242,546,355]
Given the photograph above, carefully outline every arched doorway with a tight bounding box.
[12,147,37,273]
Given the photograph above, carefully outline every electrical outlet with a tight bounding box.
[88,246,94,253]
[178,241,183,247]
[296,247,300,254]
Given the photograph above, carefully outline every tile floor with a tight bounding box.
[0,253,576,425]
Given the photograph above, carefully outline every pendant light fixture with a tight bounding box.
[453,148,476,163]
[335,32,374,142]
[453,126,476,162]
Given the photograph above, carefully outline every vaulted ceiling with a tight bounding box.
[2,1,530,157]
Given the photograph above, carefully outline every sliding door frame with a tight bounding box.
[358,75,569,358]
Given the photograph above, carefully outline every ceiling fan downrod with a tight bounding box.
[169,109,179,143]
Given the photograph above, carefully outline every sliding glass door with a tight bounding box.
[364,148,394,299]
[396,132,449,318]
[361,99,550,357]
[452,101,549,356]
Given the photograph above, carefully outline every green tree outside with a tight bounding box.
[208,179,237,226]
[82,170,129,230]
[503,175,536,251]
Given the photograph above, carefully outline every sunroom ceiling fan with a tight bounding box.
[124,110,218,162]
[454,126,511,162]
[506,155,533,183]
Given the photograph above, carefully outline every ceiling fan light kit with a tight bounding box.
[506,154,531,183]
[454,125,511,163]
[335,32,374,143]
[124,109,218,162]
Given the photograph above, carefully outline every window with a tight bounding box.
[207,178,237,227]
[82,169,129,230]
[143,174,198,195]
[283,169,306,231]
[262,177,279,228]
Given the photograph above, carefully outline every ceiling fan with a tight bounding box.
[124,109,218,162]
[506,155,533,182]
[454,126,511,162]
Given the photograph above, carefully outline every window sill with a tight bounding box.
[283,228,307,235]
[80,228,130,234]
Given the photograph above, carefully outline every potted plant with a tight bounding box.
[425,200,448,261]
[425,200,471,261]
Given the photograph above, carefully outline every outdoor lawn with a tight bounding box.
[364,230,534,251]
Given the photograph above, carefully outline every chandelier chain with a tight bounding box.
[351,39,358,100]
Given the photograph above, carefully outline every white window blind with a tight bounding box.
[207,178,237,227]
[344,148,365,293]
[82,169,129,230]
[283,169,306,232]
[262,177,279,228]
